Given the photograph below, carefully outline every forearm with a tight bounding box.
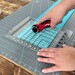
[60,0,75,11]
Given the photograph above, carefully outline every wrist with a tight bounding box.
[59,1,70,12]
[56,2,69,16]
[61,0,75,11]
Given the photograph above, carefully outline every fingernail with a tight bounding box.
[42,69,46,73]
[40,49,44,51]
[63,44,66,46]
[37,52,39,55]
[39,49,41,51]
[37,58,40,61]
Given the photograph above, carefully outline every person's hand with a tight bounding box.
[37,44,75,73]
[38,3,68,28]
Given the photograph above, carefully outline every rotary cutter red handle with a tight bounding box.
[32,20,51,32]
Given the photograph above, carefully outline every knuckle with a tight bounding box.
[47,58,50,62]
[39,52,43,55]
[45,52,50,56]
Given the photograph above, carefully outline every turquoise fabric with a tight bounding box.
[17,0,74,48]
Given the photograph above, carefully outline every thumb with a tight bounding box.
[63,44,68,48]
[42,66,61,73]
[50,18,62,28]
[50,22,57,28]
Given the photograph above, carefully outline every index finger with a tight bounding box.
[39,48,60,52]
[37,15,49,24]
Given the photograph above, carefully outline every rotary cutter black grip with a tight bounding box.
[32,25,39,32]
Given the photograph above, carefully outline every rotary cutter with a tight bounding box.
[32,20,51,32]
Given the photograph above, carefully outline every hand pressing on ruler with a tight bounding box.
[37,44,75,73]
